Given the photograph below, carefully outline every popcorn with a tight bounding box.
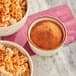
[0,43,30,76]
[0,0,27,27]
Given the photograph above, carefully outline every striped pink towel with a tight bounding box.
[2,4,76,56]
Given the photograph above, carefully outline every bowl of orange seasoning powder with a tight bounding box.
[27,16,66,56]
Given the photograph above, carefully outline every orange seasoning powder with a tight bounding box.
[30,20,63,50]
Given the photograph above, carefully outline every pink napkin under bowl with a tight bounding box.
[2,4,76,56]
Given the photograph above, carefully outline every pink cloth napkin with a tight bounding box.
[2,4,76,56]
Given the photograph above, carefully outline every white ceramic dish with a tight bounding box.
[27,16,66,56]
[0,40,33,76]
[0,0,29,36]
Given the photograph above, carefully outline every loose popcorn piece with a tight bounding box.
[6,48,14,57]
[0,44,6,51]
[9,18,17,25]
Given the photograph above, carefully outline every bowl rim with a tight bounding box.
[27,16,67,52]
[0,40,33,76]
[0,0,29,28]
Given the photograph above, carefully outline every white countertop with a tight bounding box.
[28,0,76,76]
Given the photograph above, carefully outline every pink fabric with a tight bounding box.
[2,4,76,56]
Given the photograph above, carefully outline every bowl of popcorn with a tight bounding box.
[0,0,29,36]
[0,40,33,76]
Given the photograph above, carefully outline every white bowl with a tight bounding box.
[27,16,66,56]
[0,40,33,76]
[0,0,29,36]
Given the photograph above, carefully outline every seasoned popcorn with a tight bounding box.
[0,43,30,76]
[0,0,27,27]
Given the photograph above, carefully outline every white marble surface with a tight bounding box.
[28,0,76,76]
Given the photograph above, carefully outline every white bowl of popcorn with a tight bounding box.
[0,40,33,76]
[0,0,29,36]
